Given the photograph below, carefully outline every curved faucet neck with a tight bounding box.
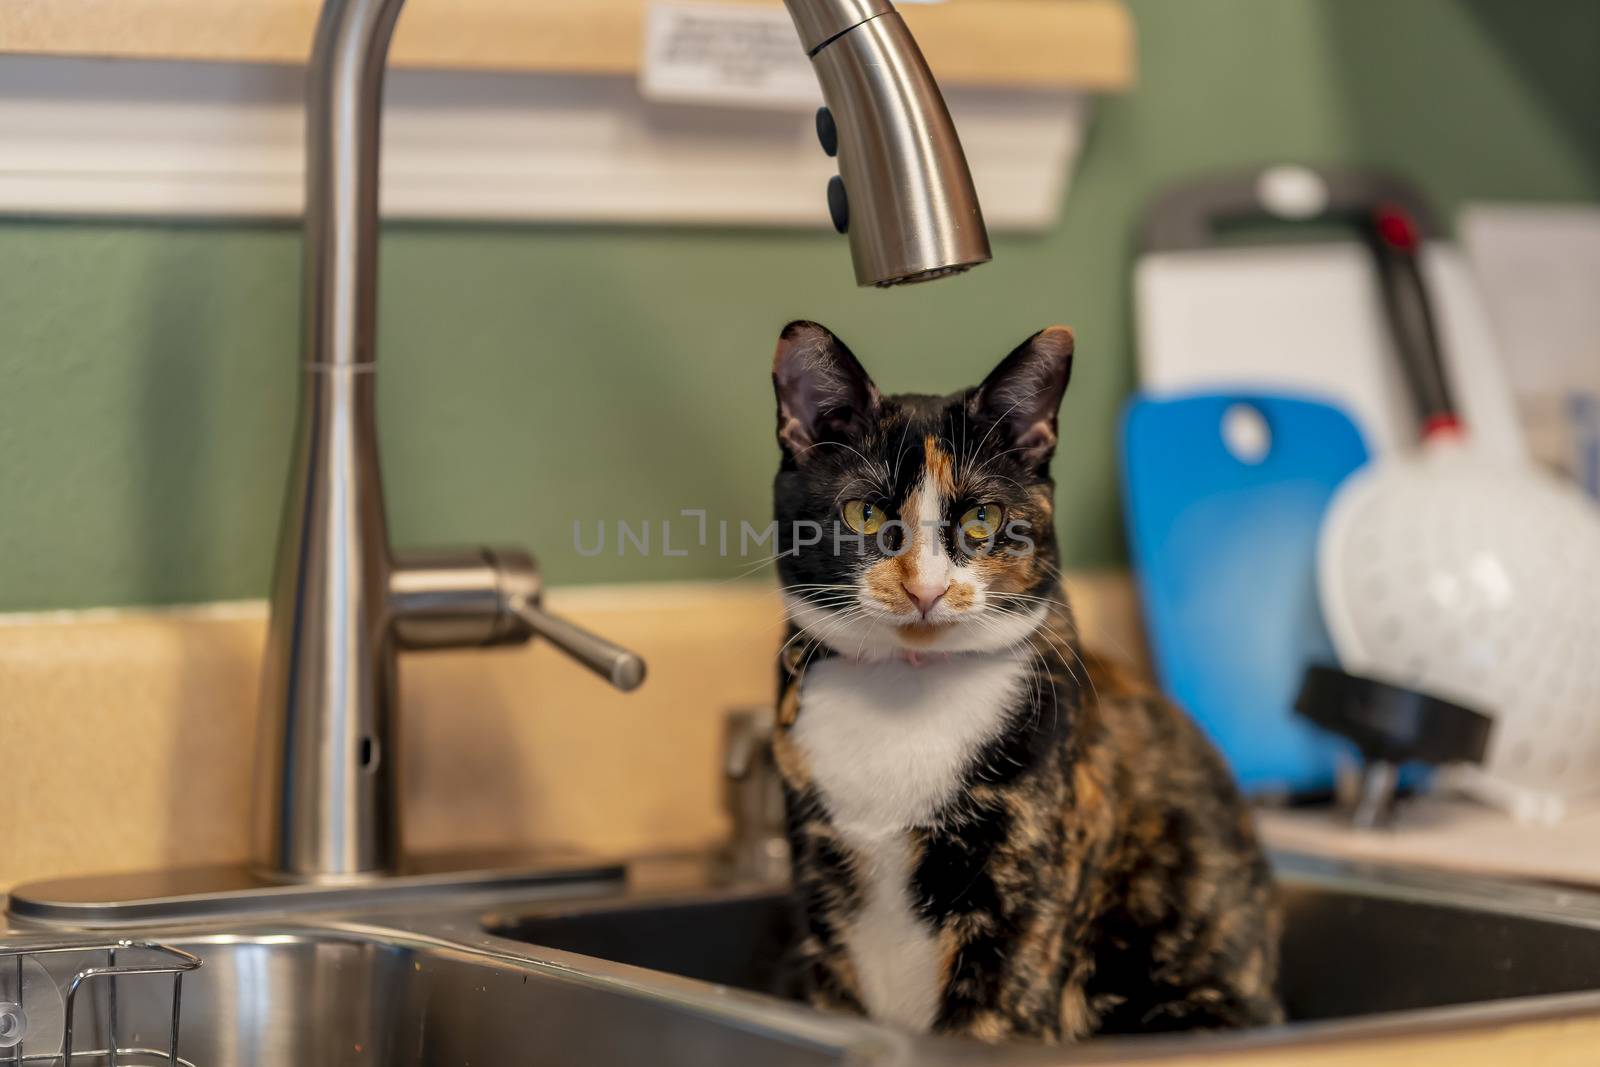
[302,0,406,371]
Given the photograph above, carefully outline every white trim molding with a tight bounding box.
[0,55,1090,230]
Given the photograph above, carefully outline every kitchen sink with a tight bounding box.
[8,852,1600,1066]
[487,852,1600,1034]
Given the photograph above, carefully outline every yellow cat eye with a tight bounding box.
[959,503,1004,541]
[841,499,885,536]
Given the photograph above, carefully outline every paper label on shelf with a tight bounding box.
[641,2,822,110]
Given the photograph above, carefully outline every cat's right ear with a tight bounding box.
[772,321,880,460]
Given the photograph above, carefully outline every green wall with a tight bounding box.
[2,0,1596,611]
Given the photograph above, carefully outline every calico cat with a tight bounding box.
[768,321,1282,1043]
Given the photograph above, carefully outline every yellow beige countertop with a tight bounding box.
[1162,1014,1600,1067]
[1259,797,1600,889]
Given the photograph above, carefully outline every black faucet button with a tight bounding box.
[826,176,849,234]
[815,107,839,157]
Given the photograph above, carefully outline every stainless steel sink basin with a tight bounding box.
[59,929,854,1067]
[9,853,1600,1066]
[13,918,892,1067]
[486,853,1600,1042]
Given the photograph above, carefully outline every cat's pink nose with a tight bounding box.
[902,580,949,617]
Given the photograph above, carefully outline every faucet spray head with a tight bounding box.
[786,0,992,287]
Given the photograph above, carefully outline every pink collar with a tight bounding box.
[897,650,953,668]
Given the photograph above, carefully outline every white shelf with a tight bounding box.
[0,54,1091,230]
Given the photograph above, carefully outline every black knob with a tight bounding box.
[1296,665,1492,766]
[1295,665,1492,827]
[826,176,849,235]
[815,107,839,158]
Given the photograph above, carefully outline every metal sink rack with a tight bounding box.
[0,941,200,1066]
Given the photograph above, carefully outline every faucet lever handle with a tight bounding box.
[391,546,646,691]
[509,598,647,693]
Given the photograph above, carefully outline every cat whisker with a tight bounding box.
[724,552,789,581]
[966,385,1047,473]
[977,600,1087,708]
[889,415,916,487]
[794,437,876,471]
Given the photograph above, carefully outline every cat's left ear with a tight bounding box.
[970,326,1075,469]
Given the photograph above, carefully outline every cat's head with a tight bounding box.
[771,320,1073,661]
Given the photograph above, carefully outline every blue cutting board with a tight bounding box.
[1120,393,1369,795]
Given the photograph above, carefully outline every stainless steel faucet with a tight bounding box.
[721,709,792,884]
[251,0,992,883]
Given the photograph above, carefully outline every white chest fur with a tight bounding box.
[791,652,1029,1031]
[792,653,1029,836]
